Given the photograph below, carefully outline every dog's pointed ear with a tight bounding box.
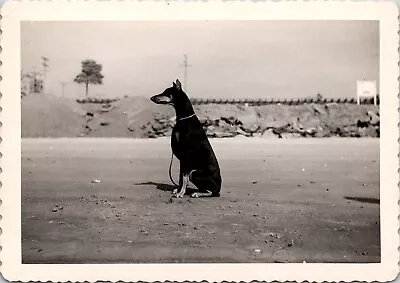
[175,79,182,91]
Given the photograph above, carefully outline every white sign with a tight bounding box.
[357,80,377,105]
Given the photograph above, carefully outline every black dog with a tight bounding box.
[150,79,222,198]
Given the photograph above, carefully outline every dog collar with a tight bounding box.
[177,113,196,121]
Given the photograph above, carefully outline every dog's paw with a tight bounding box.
[172,189,178,195]
[176,193,184,198]
[191,192,199,198]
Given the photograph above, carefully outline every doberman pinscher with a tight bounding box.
[150,79,222,198]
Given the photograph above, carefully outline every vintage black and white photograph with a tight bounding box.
[20,19,381,263]
[0,1,398,282]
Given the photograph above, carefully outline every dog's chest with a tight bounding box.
[172,127,180,143]
[171,125,183,158]
[172,122,189,142]
[171,119,206,160]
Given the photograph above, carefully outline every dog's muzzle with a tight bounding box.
[150,94,171,104]
[150,95,158,103]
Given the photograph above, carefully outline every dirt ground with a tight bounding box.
[22,138,380,263]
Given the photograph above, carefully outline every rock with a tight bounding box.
[265,121,289,129]
[268,232,281,239]
[281,132,300,139]
[85,112,94,118]
[242,124,260,134]
[151,122,165,132]
[311,104,326,115]
[304,128,317,135]
[367,111,379,125]
[314,127,332,138]
[357,119,370,128]
[139,227,148,235]
[221,116,242,126]
[262,129,279,138]
[358,126,379,138]
[214,131,234,138]
[235,128,251,137]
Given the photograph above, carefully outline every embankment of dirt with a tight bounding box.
[22,95,86,138]
[21,95,380,138]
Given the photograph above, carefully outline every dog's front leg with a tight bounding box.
[175,173,189,198]
[172,167,183,196]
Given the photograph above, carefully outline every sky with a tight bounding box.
[21,21,379,99]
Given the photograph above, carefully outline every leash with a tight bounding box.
[169,151,178,186]
[168,113,196,187]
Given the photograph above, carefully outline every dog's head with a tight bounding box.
[150,79,183,106]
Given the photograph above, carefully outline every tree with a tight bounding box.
[316,93,323,103]
[31,77,43,95]
[21,70,31,97]
[74,59,104,97]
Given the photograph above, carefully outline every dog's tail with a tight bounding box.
[169,151,178,186]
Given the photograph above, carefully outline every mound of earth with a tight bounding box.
[21,95,380,138]
[22,95,86,138]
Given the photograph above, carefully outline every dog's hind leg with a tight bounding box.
[189,170,220,198]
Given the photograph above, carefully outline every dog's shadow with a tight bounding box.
[135,181,197,195]
[136,181,176,192]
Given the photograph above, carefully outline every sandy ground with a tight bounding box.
[22,138,380,263]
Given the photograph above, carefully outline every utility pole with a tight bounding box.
[59,81,70,97]
[41,56,49,93]
[180,54,192,92]
[31,66,40,95]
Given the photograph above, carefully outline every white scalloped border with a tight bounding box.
[0,1,398,282]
